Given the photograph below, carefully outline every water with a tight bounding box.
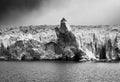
[0,61,120,82]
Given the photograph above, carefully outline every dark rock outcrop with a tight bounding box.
[54,18,83,61]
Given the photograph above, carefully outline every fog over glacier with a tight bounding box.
[0,0,120,27]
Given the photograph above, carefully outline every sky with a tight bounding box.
[0,0,120,28]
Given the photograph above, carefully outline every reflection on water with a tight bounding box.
[0,61,120,82]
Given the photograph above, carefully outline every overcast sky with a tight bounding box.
[0,0,120,27]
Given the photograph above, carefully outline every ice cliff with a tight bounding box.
[0,19,120,61]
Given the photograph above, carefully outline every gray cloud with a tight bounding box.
[1,0,120,27]
[0,0,70,27]
[0,0,42,19]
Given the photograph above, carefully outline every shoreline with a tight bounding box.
[0,58,120,63]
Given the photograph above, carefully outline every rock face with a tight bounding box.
[54,18,83,61]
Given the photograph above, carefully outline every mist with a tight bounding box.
[0,0,120,28]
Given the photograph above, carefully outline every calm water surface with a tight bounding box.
[0,61,120,82]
